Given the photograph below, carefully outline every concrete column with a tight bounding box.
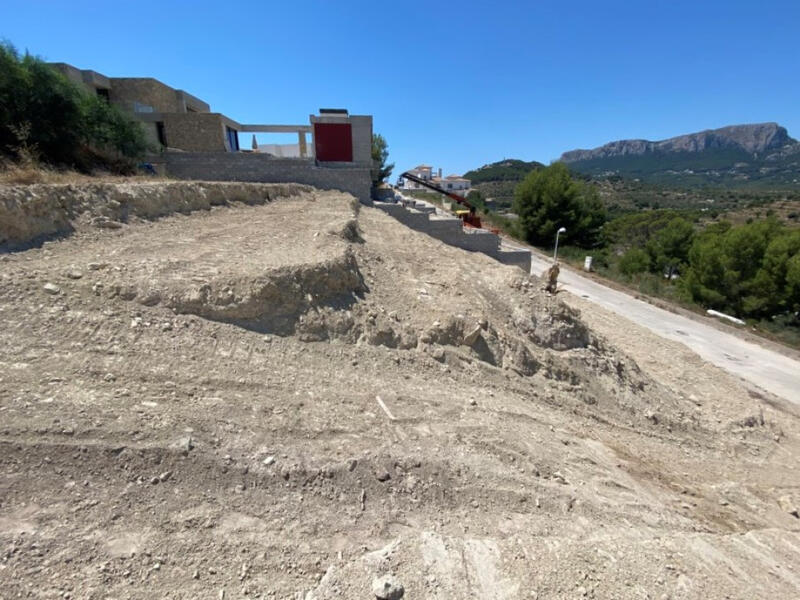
[298,131,307,158]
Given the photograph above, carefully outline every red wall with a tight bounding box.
[314,123,353,162]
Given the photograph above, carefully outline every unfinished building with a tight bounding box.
[50,63,373,201]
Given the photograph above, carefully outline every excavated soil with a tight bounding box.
[1,185,799,599]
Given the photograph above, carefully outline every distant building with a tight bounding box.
[399,165,471,195]
[399,164,434,189]
[436,174,471,193]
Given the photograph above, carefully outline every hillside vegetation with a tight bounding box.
[560,123,800,189]
[0,43,147,173]
[458,159,800,347]
[463,158,545,184]
[463,159,544,208]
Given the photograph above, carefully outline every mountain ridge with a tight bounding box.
[557,123,800,188]
[560,123,795,163]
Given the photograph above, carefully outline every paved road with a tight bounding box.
[526,252,800,405]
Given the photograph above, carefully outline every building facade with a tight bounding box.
[50,64,372,165]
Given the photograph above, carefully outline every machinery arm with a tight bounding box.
[400,171,474,213]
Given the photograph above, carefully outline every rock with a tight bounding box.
[346,458,358,471]
[263,456,276,466]
[469,398,477,406]
[94,217,123,229]
[43,283,61,295]
[139,290,162,306]
[462,324,482,346]
[150,476,160,485]
[159,471,172,482]
[171,436,194,455]
[376,471,391,482]
[64,270,83,280]
[372,574,404,600]
[778,495,799,518]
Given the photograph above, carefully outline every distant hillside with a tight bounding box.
[464,159,544,208]
[463,156,800,217]
[560,123,800,188]
[463,159,544,184]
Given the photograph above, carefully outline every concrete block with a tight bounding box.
[492,249,532,272]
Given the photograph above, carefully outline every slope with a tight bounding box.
[1,183,799,599]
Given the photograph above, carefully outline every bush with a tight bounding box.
[512,163,606,248]
[618,247,650,276]
[682,218,800,319]
[0,42,148,169]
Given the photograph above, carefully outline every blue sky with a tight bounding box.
[4,0,799,177]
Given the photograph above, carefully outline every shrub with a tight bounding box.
[618,247,650,276]
[512,163,606,248]
[0,42,148,170]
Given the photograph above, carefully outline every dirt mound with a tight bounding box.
[0,181,310,249]
[1,184,799,599]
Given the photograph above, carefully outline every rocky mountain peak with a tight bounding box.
[561,123,795,163]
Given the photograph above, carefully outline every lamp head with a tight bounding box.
[558,227,566,233]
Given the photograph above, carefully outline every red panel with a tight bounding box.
[314,123,353,162]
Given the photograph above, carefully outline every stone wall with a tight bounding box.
[373,201,532,272]
[109,78,186,113]
[159,153,372,202]
[349,116,373,165]
[162,114,227,152]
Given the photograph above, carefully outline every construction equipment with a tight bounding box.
[400,171,485,229]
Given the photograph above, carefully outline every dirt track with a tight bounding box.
[1,186,799,599]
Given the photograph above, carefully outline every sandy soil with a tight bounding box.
[1,188,799,599]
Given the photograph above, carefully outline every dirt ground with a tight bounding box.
[1,187,799,599]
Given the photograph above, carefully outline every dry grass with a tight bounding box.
[0,159,168,186]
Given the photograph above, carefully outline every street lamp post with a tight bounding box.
[553,227,566,263]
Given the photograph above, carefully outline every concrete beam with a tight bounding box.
[298,132,308,158]
[239,124,312,133]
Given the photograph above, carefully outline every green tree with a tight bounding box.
[371,133,393,186]
[618,247,650,276]
[80,94,148,159]
[0,42,147,168]
[786,253,800,313]
[512,163,606,248]
[645,217,694,276]
[1,43,85,164]
[681,218,795,319]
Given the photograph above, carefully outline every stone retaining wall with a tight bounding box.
[156,153,371,203]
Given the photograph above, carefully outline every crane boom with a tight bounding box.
[400,171,482,228]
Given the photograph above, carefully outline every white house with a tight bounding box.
[435,174,471,193]
[399,165,471,195]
